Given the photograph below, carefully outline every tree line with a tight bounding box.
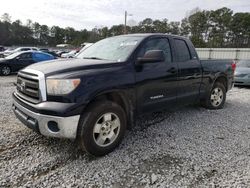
[0,7,250,48]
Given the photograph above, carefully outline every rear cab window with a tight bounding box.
[174,39,191,62]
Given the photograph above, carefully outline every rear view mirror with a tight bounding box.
[137,50,165,64]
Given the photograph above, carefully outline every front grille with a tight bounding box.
[16,71,40,103]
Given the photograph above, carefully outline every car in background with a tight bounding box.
[39,48,59,58]
[0,46,6,58]
[0,46,5,52]
[61,43,94,58]
[1,47,39,58]
[39,48,50,53]
[0,51,55,76]
[234,60,250,86]
[56,50,70,57]
[61,49,80,58]
[75,43,93,57]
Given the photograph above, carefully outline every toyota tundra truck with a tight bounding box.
[12,34,236,156]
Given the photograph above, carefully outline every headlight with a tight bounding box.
[46,79,81,95]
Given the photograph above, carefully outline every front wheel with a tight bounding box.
[0,66,11,76]
[203,82,226,109]
[77,101,127,156]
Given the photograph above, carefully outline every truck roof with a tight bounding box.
[118,33,188,40]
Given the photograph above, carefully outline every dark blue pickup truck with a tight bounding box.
[12,34,236,156]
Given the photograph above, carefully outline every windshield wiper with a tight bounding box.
[83,57,105,60]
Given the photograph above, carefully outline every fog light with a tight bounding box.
[47,121,60,132]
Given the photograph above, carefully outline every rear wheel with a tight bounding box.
[77,101,127,156]
[0,66,11,76]
[203,82,226,109]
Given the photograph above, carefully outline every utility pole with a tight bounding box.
[124,11,132,34]
[124,11,127,34]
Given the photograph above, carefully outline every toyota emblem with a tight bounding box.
[20,81,26,92]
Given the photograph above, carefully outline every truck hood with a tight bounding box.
[25,58,119,75]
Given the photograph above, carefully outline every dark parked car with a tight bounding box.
[0,51,55,76]
[0,46,7,58]
[39,48,59,58]
[234,60,250,86]
[0,46,5,52]
[12,34,235,156]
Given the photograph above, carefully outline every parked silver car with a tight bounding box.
[0,47,39,58]
[234,60,250,86]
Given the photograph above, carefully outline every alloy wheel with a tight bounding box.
[2,66,11,75]
[210,87,224,107]
[93,112,121,147]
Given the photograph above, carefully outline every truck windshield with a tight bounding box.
[238,60,250,68]
[76,36,143,62]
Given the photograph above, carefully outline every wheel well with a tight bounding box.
[1,65,11,69]
[89,92,132,129]
[215,76,228,91]
[95,92,126,111]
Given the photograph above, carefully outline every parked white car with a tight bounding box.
[61,43,94,58]
[61,50,79,58]
[75,43,93,56]
[2,47,39,57]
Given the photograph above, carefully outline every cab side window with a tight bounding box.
[138,38,172,63]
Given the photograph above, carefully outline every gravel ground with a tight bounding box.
[0,75,250,187]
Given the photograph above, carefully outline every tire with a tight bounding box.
[77,101,127,156]
[0,66,11,76]
[203,82,226,109]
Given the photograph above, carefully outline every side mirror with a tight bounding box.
[137,50,165,64]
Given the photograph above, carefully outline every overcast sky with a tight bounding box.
[0,0,250,30]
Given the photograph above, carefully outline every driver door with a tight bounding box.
[135,37,178,113]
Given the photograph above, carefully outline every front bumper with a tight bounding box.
[13,98,80,139]
[234,77,250,86]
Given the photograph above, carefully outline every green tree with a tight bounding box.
[230,13,250,47]
[1,8,250,48]
[1,13,11,23]
[169,21,180,35]
[180,18,190,37]
[188,10,210,47]
[209,7,233,47]
[39,25,50,45]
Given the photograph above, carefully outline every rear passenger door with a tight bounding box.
[135,37,178,113]
[173,38,202,105]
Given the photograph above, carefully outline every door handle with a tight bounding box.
[167,67,177,74]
